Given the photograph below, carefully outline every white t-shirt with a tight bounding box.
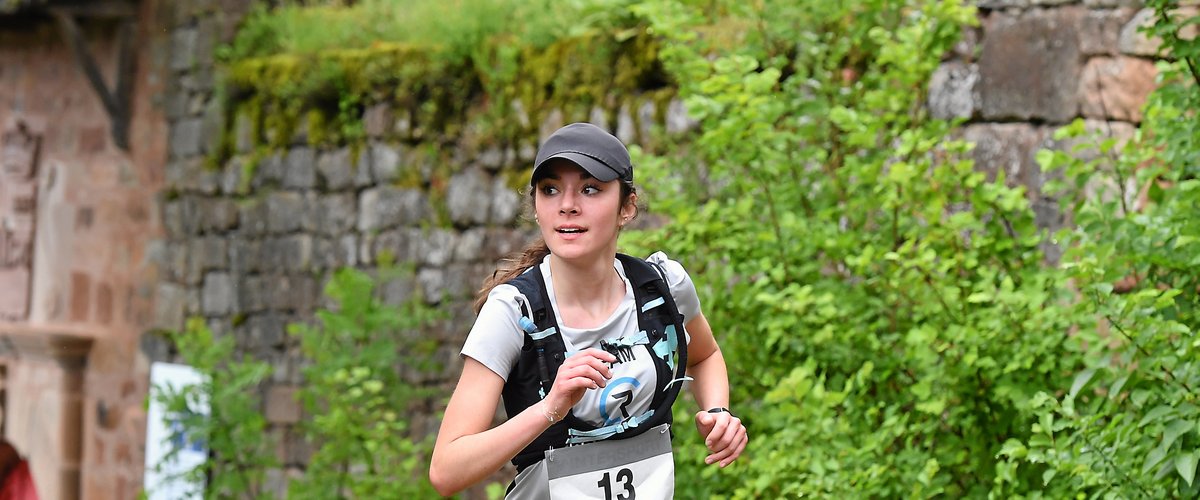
[461,251,701,427]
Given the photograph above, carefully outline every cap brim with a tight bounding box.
[530,152,622,185]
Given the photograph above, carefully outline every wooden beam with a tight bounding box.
[52,10,136,151]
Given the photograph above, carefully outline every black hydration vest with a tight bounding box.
[501,254,689,472]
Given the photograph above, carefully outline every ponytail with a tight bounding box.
[474,238,551,313]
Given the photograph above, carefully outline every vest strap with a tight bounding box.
[566,410,656,445]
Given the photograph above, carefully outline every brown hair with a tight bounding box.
[473,180,638,313]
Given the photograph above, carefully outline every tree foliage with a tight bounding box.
[622,0,1198,497]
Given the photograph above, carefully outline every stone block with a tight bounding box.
[490,179,522,225]
[199,198,239,233]
[1081,8,1139,55]
[419,229,457,267]
[265,385,301,424]
[358,186,430,231]
[201,272,237,315]
[220,158,241,195]
[963,123,1051,194]
[1119,7,1200,57]
[169,28,197,71]
[616,102,635,145]
[238,274,269,313]
[1085,0,1148,6]
[455,228,487,263]
[316,147,355,191]
[169,118,203,159]
[928,61,979,120]
[363,103,393,138]
[234,111,255,154]
[200,97,224,155]
[446,167,492,226]
[1079,56,1157,122]
[1043,119,1136,163]
[418,263,475,304]
[352,147,373,187]
[237,199,268,236]
[254,152,285,188]
[637,99,657,140]
[246,313,287,349]
[164,87,189,121]
[266,274,318,313]
[978,8,1084,122]
[153,283,187,332]
[163,197,201,237]
[304,192,357,237]
[589,106,611,132]
[370,228,423,264]
[265,191,305,234]
[194,17,216,67]
[370,142,403,183]
[665,98,698,135]
[282,147,316,189]
[169,158,223,194]
[189,237,228,277]
[978,0,1028,8]
[378,274,418,307]
[229,239,263,275]
[264,235,314,273]
[478,146,504,170]
[539,108,566,144]
[484,228,536,262]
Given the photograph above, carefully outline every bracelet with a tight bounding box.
[540,401,563,424]
[706,407,733,416]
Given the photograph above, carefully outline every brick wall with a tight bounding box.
[0,0,170,498]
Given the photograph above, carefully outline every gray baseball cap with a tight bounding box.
[531,123,633,187]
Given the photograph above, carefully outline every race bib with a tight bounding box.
[545,424,674,500]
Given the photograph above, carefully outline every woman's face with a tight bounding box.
[533,160,634,263]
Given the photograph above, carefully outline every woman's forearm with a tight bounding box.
[430,402,553,496]
[688,346,730,411]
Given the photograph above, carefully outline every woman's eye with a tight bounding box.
[582,185,600,195]
[540,185,559,195]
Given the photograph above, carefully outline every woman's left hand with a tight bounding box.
[694,409,747,468]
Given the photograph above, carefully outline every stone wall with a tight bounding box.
[928,1,1189,262]
[152,1,691,496]
[148,0,1175,498]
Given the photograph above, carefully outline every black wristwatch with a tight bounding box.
[706,407,733,416]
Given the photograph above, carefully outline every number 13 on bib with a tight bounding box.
[545,423,674,499]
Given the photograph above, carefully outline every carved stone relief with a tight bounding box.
[0,120,41,321]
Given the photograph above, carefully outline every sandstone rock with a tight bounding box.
[1079,56,1157,122]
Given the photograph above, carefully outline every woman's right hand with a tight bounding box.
[543,348,617,418]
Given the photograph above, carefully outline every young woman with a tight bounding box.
[430,123,747,498]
